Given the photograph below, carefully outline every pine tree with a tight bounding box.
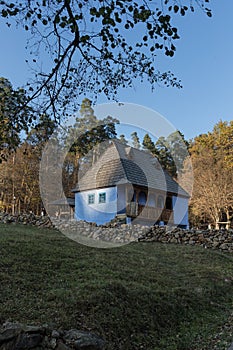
[142,133,156,153]
[154,136,177,177]
[64,98,119,193]
[131,131,141,149]
[119,134,128,145]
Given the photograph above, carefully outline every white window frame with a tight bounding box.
[88,193,95,205]
[98,192,106,204]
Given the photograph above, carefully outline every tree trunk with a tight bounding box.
[226,209,230,230]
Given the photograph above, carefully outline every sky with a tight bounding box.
[0,1,233,141]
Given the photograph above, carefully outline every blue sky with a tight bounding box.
[0,1,233,141]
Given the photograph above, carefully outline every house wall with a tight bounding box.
[117,185,126,214]
[75,187,118,225]
[172,196,189,228]
[75,186,189,228]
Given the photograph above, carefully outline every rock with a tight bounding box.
[220,243,230,251]
[49,336,57,349]
[64,329,105,349]
[15,332,43,349]
[51,329,60,338]
[57,342,71,350]
[213,241,220,249]
[0,322,105,350]
[0,323,22,343]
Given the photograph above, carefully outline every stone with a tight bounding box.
[213,242,220,249]
[0,324,22,344]
[23,325,45,333]
[64,330,105,349]
[51,329,60,338]
[49,337,57,349]
[15,333,43,349]
[0,323,105,350]
[57,342,71,350]
[220,243,230,250]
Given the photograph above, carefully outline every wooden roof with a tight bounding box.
[49,197,75,206]
[72,140,189,197]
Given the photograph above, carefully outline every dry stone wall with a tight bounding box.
[0,322,105,350]
[0,212,232,253]
[138,226,233,253]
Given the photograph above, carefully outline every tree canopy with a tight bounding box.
[142,130,188,178]
[131,131,141,149]
[0,0,212,120]
[189,121,233,228]
[62,98,119,193]
[67,98,118,157]
[0,77,33,161]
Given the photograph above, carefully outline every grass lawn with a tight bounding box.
[0,223,233,350]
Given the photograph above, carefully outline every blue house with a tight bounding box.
[72,140,189,228]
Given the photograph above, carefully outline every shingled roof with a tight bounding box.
[72,140,189,197]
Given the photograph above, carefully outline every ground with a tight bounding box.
[0,223,233,350]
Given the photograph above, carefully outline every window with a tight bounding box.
[99,192,106,203]
[88,194,95,204]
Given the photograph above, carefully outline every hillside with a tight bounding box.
[0,223,233,349]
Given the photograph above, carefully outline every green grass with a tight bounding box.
[0,223,233,349]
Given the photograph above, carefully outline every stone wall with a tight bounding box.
[0,322,105,350]
[0,212,53,228]
[0,212,232,253]
[138,226,233,253]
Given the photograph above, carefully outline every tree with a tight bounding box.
[189,121,233,229]
[131,131,141,149]
[212,120,233,169]
[178,156,193,196]
[68,98,118,158]
[0,1,212,120]
[26,113,57,149]
[0,142,42,214]
[118,134,128,145]
[142,133,156,153]
[63,98,119,193]
[190,152,233,229]
[166,130,189,171]
[154,131,189,178]
[154,136,176,177]
[0,77,33,161]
